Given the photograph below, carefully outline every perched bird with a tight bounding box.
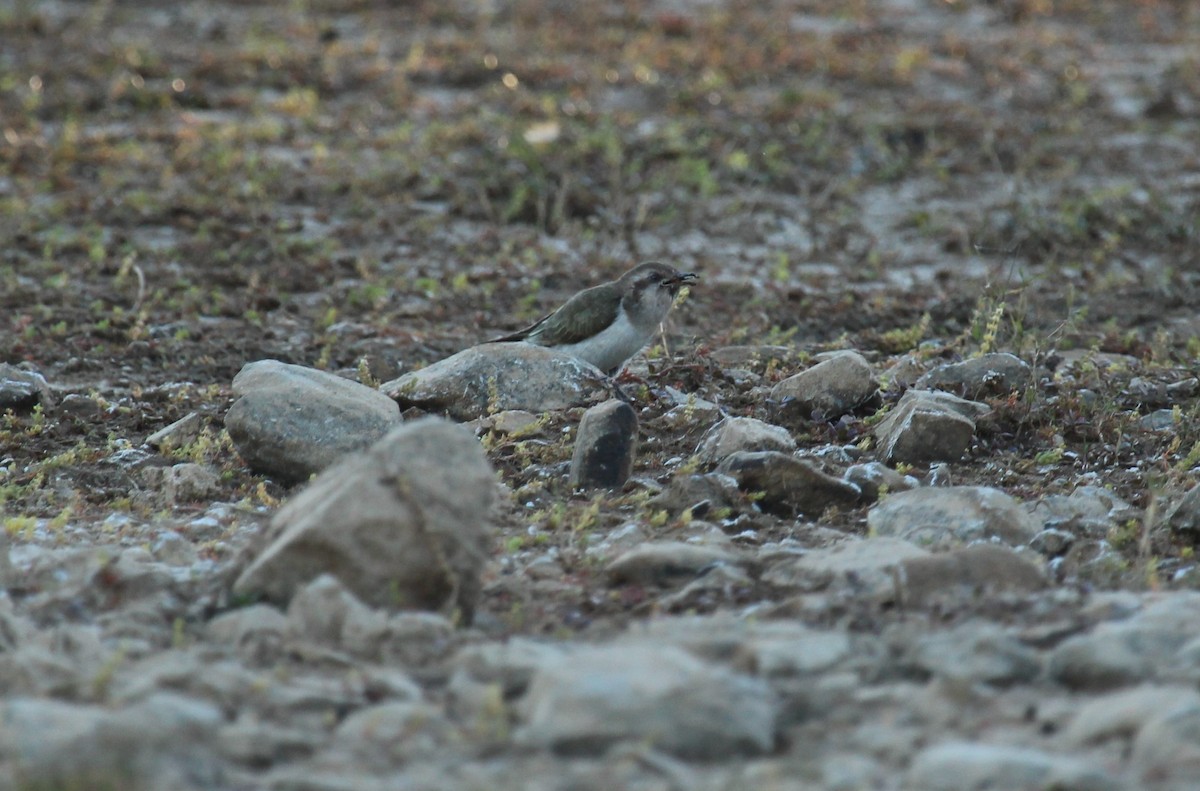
[490,262,698,374]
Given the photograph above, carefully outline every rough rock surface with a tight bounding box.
[233,418,494,620]
[874,388,990,465]
[770,350,878,418]
[695,415,796,464]
[568,399,638,489]
[225,360,402,484]
[916,352,1033,398]
[515,643,777,758]
[716,450,861,516]
[0,363,55,410]
[868,485,1041,547]
[382,343,608,420]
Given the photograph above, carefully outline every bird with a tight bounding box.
[489,262,698,374]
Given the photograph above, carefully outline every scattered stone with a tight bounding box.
[0,363,55,410]
[761,537,929,600]
[1029,528,1075,556]
[1049,624,1187,690]
[145,411,204,451]
[334,701,458,768]
[606,541,739,586]
[569,399,637,489]
[150,530,200,566]
[1030,486,1140,535]
[1130,703,1200,784]
[0,693,223,790]
[874,389,989,465]
[659,387,723,429]
[1064,685,1200,745]
[916,352,1032,398]
[515,644,777,758]
[695,416,795,464]
[868,486,1041,547]
[225,360,402,484]
[895,545,1046,607]
[1140,408,1177,431]
[844,461,919,502]
[233,418,494,621]
[285,574,388,657]
[734,628,853,678]
[1166,483,1200,533]
[906,623,1041,685]
[382,343,607,421]
[905,741,1121,791]
[770,350,877,418]
[649,472,742,518]
[58,393,104,418]
[157,462,221,505]
[716,451,861,517]
[206,604,288,665]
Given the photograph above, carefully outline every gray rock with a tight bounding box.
[905,741,1120,791]
[1131,703,1200,783]
[649,472,742,518]
[734,629,853,678]
[215,715,324,769]
[334,701,458,768]
[770,350,877,418]
[1029,528,1075,556]
[206,604,288,665]
[515,643,777,758]
[225,359,402,484]
[844,461,919,502]
[0,363,54,410]
[149,530,200,566]
[145,411,204,451]
[1049,625,1188,690]
[57,393,104,417]
[285,574,388,657]
[1167,483,1200,533]
[659,387,723,428]
[868,486,1041,547]
[569,399,637,489]
[895,545,1046,607]
[0,693,224,791]
[874,389,989,465]
[233,417,494,622]
[382,343,608,421]
[907,623,1041,685]
[1031,486,1140,535]
[1064,685,1200,745]
[606,541,738,586]
[695,416,795,464]
[452,638,568,700]
[716,451,861,517]
[761,537,929,599]
[158,462,221,504]
[1141,408,1177,431]
[916,352,1032,398]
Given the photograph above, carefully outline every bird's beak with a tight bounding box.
[668,272,699,286]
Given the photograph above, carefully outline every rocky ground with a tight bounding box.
[2,0,1200,789]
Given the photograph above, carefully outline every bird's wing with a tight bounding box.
[489,284,620,346]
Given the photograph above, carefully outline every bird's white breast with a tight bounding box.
[555,308,654,373]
